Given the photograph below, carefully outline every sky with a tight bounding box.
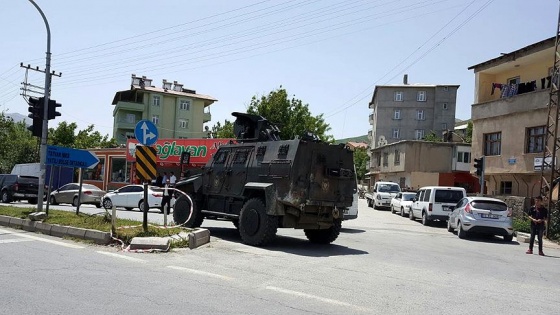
[0,0,557,141]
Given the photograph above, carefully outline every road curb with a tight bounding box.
[188,228,211,249]
[0,215,111,245]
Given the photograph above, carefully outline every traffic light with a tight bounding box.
[474,156,485,176]
[27,97,43,137]
[47,99,61,120]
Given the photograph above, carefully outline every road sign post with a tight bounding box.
[134,120,159,146]
[135,145,157,232]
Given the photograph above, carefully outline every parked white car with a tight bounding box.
[447,196,514,241]
[102,185,166,212]
[390,192,416,216]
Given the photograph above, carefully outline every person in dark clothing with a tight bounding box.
[155,173,163,187]
[526,196,548,256]
[160,179,173,214]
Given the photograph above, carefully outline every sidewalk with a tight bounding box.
[516,232,560,250]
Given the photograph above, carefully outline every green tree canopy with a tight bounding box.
[353,147,369,181]
[210,86,333,142]
[48,122,117,149]
[423,131,442,142]
[0,113,39,173]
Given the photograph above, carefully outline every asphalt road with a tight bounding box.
[2,199,560,314]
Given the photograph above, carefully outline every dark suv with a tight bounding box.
[0,174,40,204]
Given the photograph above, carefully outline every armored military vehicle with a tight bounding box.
[173,112,357,246]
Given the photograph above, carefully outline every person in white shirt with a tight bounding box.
[169,172,177,186]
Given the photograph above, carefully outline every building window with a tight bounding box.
[392,128,400,139]
[125,114,135,124]
[484,132,501,156]
[507,76,520,85]
[415,129,425,140]
[110,157,127,182]
[393,110,401,120]
[442,123,447,130]
[457,151,471,163]
[179,119,188,129]
[377,153,381,166]
[417,91,426,102]
[443,86,448,91]
[152,115,159,125]
[443,103,448,110]
[526,126,545,153]
[383,152,389,166]
[500,181,512,194]
[394,91,403,102]
[394,150,400,165]
[152,96,160,107]
[416,110,425,120]
[180,100,190,110]
[83,158,105,181]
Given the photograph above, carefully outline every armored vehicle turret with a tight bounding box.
[173,112,357,246]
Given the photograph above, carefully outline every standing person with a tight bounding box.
[169,171,177,187]
[155,173,163,187]
[526,196,548,256]
[160,179,172,214]
[162,172,168,184]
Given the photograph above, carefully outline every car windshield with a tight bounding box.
[402,194,415,201]
[471,200,508,211]
[379,184,400,193]
[434,190,464,203]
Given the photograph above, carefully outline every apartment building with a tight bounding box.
[468,37,554,197]
[111,74,217,145]
[368,140,478,193]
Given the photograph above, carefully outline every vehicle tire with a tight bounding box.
[457,221,467,239]
[102,198,113,210]
[367,199,373,208]
[239,198,278,246]
[400,207,405,217]
[503,234,513,242]
[390,205,395,214]
[173,193,204,228]
[1,190,10,203]
[447,219,454,232]
[422,211,430,226]
[96,203,102,208]
[409,209,415,221]
[72,197,79,207]
[138,200,148,212]
[28,198,38,205]
[50,196,58,205]
[124,207,133,211]
[305,218,342,244]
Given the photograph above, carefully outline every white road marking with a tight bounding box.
[167,266,234,281]
[265,286,369,312]
[96,251,147,263]
[0,228,84,249]
[0,238,34,244]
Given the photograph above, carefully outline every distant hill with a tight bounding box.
[334,134,369,145]
[6,112,31,125]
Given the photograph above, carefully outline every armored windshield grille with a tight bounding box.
[257,146,267,156]
[326,167,354,178]
[233,149,250,164]
[278,144,290,156]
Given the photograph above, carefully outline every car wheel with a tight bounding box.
[1,190,10,203]
[422,211,430,226]
[124,207,133,211]
[102,198,113,210]
[400,207,405,217]
[239,198,278,246]
[138,200,148,212]
[305,219,342,244]
[367,199,373,208]
[391,205,395,214]
[409,209,415,221]
[447,219,454,232]
[72,197,79,207]
[28,198,38,205]
[503,234,513,242]
[95,203,102,208]
[50,196,58,205]
[457,221,467,239]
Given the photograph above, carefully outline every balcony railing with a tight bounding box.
[472,89,548,120]
[115,101,144,112]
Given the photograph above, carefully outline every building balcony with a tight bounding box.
[472,89,548,120]
[114,101,145,114]
[115,120,137,130]
[368,129,373,140]
[203,111,211,123]
[369,113,374,123]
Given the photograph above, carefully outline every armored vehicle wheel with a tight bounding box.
[173,193,204,228]
[238,198,278,246]
[304,219,342,244]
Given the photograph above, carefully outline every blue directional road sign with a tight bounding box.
[134,120,159,146]
[46,145,100,169]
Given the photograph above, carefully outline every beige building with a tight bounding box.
[468,37,554,197]
[111,75,217,144]
[368,141,478,193]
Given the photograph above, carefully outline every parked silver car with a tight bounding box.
[50,183,105,208]
[447,196,513,242]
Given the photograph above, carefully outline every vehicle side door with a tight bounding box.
[412,189,424,216]
[60,184,78,204]
[392,192,402,209]
[127,186,145,208]
[224,147,253,197]
[450,198,467,226]
[111,186,130,207]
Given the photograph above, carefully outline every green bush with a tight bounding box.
[513,218,531,234]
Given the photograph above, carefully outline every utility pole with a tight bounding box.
[28,0,53,213]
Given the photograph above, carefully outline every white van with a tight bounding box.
[409,186,466,226]
[370,181,401,210]
[342,187,358,220]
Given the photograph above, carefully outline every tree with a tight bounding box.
[465,121,473,143]
[353,147,369,181]
[246,86,333,142]
[0,112,39,173]
[423,131,442,142]
[210,120,235,139]
[48,122,117,149]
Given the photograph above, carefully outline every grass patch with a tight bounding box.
[0,205,188,247]
[513,217,531,234]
